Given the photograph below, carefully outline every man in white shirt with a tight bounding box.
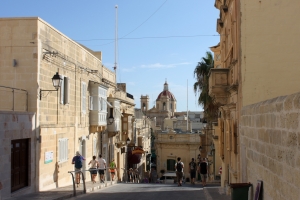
[98,154,106,183]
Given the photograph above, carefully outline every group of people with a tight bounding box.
[71,151,117,187]
[128,168,140,183]
[175,157,208,187]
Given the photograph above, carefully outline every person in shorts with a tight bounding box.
[199,158,208,187]
[175,157,184,186]
[72,151,85,187]
[189,158,197,185]
[98,154,106,183]
[88,156,99,183]
[109,159,117,181]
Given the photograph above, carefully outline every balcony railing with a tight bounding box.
[0,86,28,112]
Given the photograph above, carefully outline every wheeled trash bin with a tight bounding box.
[230,183,252,200]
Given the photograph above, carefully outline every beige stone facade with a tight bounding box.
[0,112,36,199]
[0,17,134,197]
[154,130,201,179]
[240,92,300,200]
[209,0,300,198]
[209,0,242,187]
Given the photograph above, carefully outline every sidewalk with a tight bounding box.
[4,180,118,200]
[203,186,231,200]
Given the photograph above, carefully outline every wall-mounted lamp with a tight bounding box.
[13,59,17,67]
[199,146,202,151]
[37,136,42,143]
[40,72,63,100]
[203,119,207,128]
[126,137,131,145]
[107,116,114,125]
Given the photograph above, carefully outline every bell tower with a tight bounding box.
[140,95,149,112]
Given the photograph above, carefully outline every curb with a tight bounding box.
[53,181,118,200]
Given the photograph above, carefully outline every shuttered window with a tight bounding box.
[82,82,87,113]
[58,138,68,163]
[60,75,65,104]
[60,76,69,105]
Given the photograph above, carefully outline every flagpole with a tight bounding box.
[114,5,118,83]
[187,79,188,132]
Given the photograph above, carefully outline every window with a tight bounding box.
[82,82,87,113]
[58,138,68,163]
[167,159,176,171]
[89,96,93,110]
[60,76,69,104]
[163,102,166,110]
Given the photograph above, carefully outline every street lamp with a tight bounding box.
[40,72,63,100]
[108,116,114,125]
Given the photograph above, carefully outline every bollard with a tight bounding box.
[0,181,3,200]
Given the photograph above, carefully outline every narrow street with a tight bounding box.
[70,183,208,200]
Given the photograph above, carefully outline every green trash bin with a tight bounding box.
[230,183,252,200]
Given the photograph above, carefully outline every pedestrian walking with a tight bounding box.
[128,168,134,183]
[88,156,99,183]
[189,158,197,185]
[199,158,208,187]
[134,168,140,183]
[109,159,117,181]
[98,154,106,183]
[175,157,184,186]
[72,151,85,187]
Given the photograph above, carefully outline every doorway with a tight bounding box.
[11,139,29,192]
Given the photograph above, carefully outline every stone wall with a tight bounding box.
[0,111,36,199]
[240,92,300,200]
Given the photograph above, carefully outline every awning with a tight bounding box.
[128,151,141,164]
[132,147,146,155]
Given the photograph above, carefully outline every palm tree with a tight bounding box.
[193,51,219,121]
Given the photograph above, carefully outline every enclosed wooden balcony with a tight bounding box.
[208,68,229,105]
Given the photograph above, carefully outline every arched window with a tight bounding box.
[143,103,146,110]
[163,102,166,110]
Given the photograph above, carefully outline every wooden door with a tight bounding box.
[11,139,29,192]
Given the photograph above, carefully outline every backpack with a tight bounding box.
[75,156,83,169]
[176,162,183,171]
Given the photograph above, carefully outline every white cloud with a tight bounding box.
[122,67,136,72]
[140,62,191,69]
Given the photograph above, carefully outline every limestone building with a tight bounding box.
[208,0,242,188]
[141,81,176,129]
[209,0,300,199]
[0,17,134,198]
[140,81,205,181]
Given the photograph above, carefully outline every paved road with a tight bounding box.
[70,183,207,200]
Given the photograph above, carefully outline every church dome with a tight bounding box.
[156,81,176,101]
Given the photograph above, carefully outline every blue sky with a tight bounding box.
[1,0,220,112]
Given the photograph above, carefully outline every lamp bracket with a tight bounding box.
[40,89,58,100]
